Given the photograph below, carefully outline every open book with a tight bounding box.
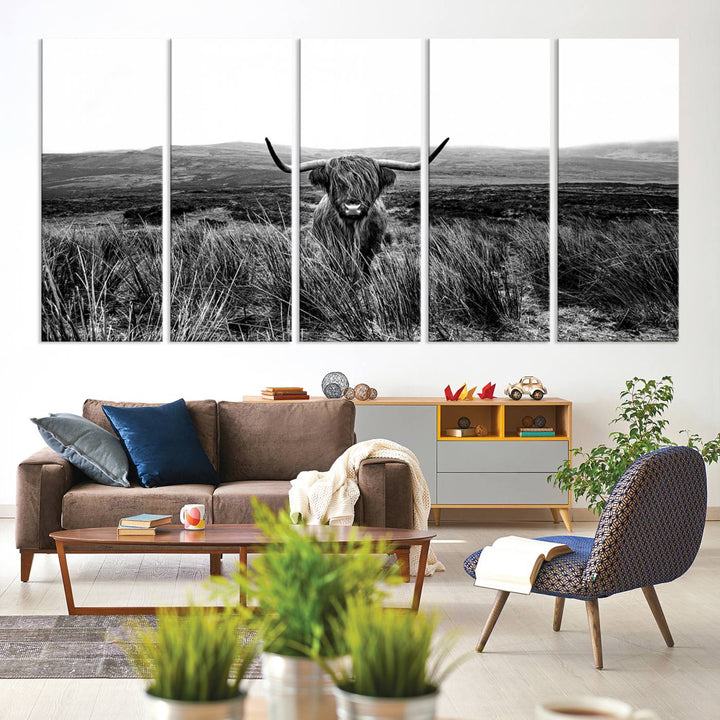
[474,536,572,595]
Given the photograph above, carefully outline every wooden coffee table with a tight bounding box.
[49,524,435,615]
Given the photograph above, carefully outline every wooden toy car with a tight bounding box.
[505,376,547,401]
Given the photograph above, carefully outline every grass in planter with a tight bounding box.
[325,599,465,698]
[121,606,261,702]
[210,500,400,659]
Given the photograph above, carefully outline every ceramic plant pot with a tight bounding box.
[144,692,245,720]
[333,686,438,720]
[261,652,336,720]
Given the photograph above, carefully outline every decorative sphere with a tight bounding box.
[475,424,488,437]
[322,372,349,393]
[342,386,355,400]
[533,415,547,428]
[323,382,342,399]
[368,387,378,400]
[354,383,370,401]
[458,416,471,429]
[522,415,534,427]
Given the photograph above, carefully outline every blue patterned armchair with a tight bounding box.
[464,446,707,668]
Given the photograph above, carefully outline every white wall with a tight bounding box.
[1,0,718,509]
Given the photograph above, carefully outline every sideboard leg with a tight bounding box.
[550,508,561,524]
[432,507,441,526]
[558,509,573,533]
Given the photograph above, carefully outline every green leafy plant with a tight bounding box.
[550,376,720,515]
[322,598,465,698]
[121,605,261,702]
[212,499,399,659]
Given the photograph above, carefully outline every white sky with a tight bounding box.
[301,39,421,149]
[42,40,165,153]
[560,39,679,147]
[431,39,550,148]
[172,40,294,146]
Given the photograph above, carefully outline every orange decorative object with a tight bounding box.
[479,382,496,400]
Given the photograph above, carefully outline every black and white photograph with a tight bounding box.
[298,39,422,341]
[171,40,293,342]
[558,39,679,342]
[41,40,165,342]
[429,39,551,342]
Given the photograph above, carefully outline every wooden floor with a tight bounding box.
[1,517,719,719]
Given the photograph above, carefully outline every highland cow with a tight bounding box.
[265,137,449,273]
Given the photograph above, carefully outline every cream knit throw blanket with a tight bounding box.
[289,438,444,576]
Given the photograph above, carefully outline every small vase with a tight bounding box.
[144,692,245,720]
[262,652,336,720]
[333,686,438,720]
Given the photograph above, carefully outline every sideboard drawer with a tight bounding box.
[436,472,568,505]
[437,440,568,473]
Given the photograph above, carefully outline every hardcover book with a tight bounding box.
[119,513,172,528]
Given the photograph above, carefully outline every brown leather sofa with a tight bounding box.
[16,398,413,581]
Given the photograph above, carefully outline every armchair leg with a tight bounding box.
[476,591,510,652]
[20,550,35,582]
[641,585,674,647]
[553,597,565,632]
[585,598,603,669]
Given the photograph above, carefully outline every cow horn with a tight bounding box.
[265,138,328,173]
[376,137,450,171]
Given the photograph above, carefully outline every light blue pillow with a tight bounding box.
[31,413,130,487]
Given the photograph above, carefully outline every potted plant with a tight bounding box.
[121,604,261,720]
[322,598,465,720]
[214,500,398,720]
[550,376,720,514]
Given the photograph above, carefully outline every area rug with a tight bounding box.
[0,615,262,680]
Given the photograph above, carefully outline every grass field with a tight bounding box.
[41,216,162,342]
[171,214,290,342]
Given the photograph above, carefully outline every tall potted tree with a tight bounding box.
[122,604,261,720]
[550,376,720,514]
[214,501,398,720]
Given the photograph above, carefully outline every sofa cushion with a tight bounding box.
[61,482,215,529]
[83,399,219,470]
[218,399,355,481]
[102,399,220,488]
[212,481,292,524]
[31,413,130,487]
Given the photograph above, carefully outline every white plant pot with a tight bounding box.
[144,692,245,720]
[333,686,438,720]
[261,652,336,720]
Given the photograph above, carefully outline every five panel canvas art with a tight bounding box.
[41,39,678,343]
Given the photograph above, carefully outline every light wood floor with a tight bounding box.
[1,518,719,720]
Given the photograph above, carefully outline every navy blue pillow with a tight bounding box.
[102,399,220,488]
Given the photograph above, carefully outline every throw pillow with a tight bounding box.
[31,413,130,488]
[102,398,220,488]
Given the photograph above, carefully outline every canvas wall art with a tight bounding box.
[41,40,165,341]
[558,39,679,341]
[298,39,422,341]
[429,39,551,342]
[171,40,293,341]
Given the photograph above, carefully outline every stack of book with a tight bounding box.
[518,427,555,437]
[261,386,309,400]
[117,513,172,536]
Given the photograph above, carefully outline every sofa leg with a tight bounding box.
[395,548,410,582]
[20,550,35,582]
[585,598,603,669]
[210,553,222,576]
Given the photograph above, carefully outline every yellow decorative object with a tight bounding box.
[475,424,489,437]
[463,385,477,400]
[522,415,534,427]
